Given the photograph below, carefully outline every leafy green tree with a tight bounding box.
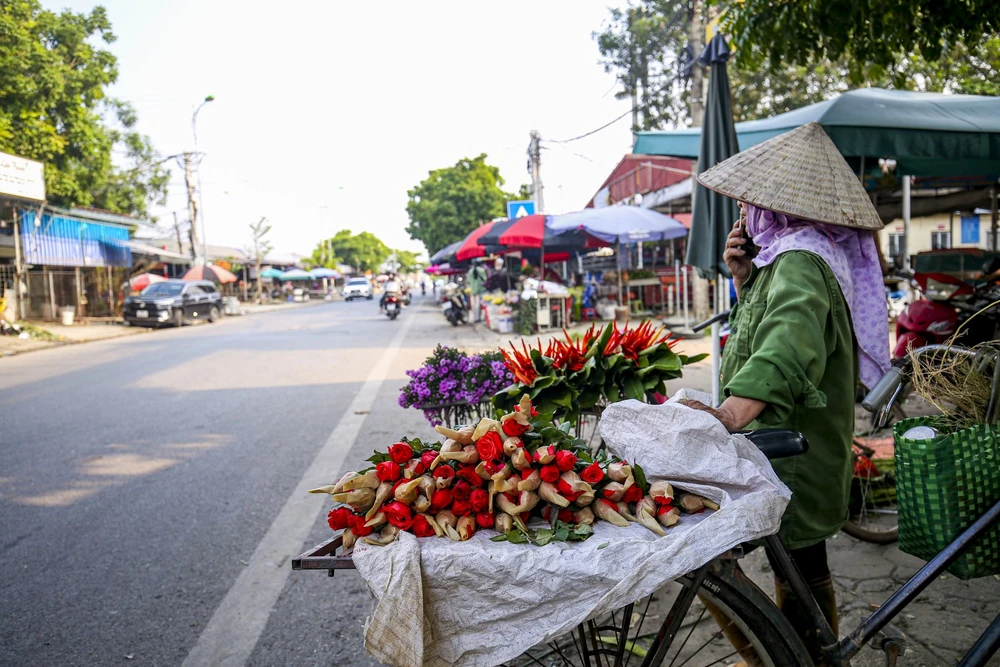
[312,230,390,273]
[406,154,512,254]
[392,249,423,273]
[721,0,1000,84]
[0,0,168,218]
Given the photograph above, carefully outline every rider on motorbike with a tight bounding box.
[380,273,402,313]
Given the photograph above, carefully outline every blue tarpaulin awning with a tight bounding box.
[20,209,132,267]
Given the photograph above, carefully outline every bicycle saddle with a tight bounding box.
[740,429,809,460]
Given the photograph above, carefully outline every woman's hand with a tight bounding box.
[679,396,766,432]
[725,210,753,294]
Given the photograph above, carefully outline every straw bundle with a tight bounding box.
[909,344,995,431]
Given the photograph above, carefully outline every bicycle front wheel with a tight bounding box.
[502,561,812,667]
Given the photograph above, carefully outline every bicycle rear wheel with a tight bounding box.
[501,561,811,667]
[843,443,899,543]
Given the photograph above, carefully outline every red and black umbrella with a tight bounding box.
[183,263,238,284]
[454,222,503,262]
[479,214,605,252]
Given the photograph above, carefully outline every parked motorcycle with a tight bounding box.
[441,283,468,326]
[384,294,402,320]
[893,252,1000,359]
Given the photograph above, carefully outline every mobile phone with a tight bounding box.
[737,211,756,259]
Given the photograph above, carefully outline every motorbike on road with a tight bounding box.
[441,283,468,326]
[384,293,402,320]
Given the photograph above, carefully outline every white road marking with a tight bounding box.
[182,314,417,666]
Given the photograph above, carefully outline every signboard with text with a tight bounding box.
[0,151,45,201]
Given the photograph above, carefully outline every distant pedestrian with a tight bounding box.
[466,263,487,323]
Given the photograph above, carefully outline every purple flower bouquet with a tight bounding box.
[398,346,513,425]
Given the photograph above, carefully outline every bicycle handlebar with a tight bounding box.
[692,309,731,333]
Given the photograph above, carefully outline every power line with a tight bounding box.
[543,110,632,144]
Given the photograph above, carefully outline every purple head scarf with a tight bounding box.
[745,204,890,389]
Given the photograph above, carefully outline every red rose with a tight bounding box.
[391,478,408,495]
[388,442,414,465]
[421,449,438,469]
[405,459,426,477]
[502,419,529,437]
[411,514,436,538]
[327,507,353,531]
[540,465,560,483]
[456,467,482,488]
[555,450,578,472]
[657,503,675,515]
[557,509,574,523]
[347,513,373,537]
[452,480,472,501]
[580,462,604,485]
[469,488,489,513]
[653,495,673,506]
[533,445,556,463]
[433,465,455,480]
[476,431,503,462]
[514,405,539,416]
[484,461,506,476]
[431,489,453,510]
[622,485,643,504]
[452,499,472,516]
[376,461,402,483]
[383,501,413,530]
[475,511,495,529]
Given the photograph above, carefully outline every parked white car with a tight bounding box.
[341,277,373,301]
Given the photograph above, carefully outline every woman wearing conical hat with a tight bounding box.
[683,122,891,660]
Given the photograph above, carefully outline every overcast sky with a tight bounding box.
[46,0,642,258]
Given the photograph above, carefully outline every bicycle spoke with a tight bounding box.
[671,617,745,667]
[624,595,655,667]
[667,603,708,667]
[547,639,576,667]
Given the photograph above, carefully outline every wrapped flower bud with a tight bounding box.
[365,482,394,520]
[539,481,570,507]
[365,512,387,528]
[616,502,637,522]
[419,513,444,537]
[435,510,458,530]
[494,512,514,533]
[472,418,499,442]
[327,471,359,495]
[420,449,439,470]
[636,503,666,536]
[607,462,632,483]
[363,524,400,546]
[701,497,720,511]
[650,481,675,506]
[573,488,595,508]
[657,505,681,528]
[601,482,626,502]
[403,459,426,479]
[516,490,540,514]
[593,498,630,527]
[434,475,454,490]
[502,436,523,457]
[637,496,657,516]
[342,470,380,490]
[533,445,556,465]
[410,514,437,537]
[474,462,492,481]
[573,507,595,525]
[493,476,519,494]
[489,463,512,481]
[510,447,532,471]
[341,527,356,550]
[517,468,541,492]
[392,477,423,504]
[457,515,477,541]
[332,487,376,512]
[417,475,436,498]
[676,492,706,514]
[412,495,431,514]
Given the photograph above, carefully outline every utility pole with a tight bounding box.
[688,0,705,128]
[528,130,544,213]
[172,211,185,258]
[183,152,200,262]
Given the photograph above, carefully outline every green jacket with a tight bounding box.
[722,251,856,549]
[467,265,488,296]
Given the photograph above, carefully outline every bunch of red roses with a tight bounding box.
[311,395,713,548]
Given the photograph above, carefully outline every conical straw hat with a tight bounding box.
[697,122,883,230]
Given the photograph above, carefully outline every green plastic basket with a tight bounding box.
[893,416,1000,580]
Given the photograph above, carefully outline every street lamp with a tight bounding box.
[191,95,214,263]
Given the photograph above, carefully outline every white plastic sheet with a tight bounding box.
[353,391,791,667]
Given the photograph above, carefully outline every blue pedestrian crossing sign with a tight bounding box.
[507,200,536,219]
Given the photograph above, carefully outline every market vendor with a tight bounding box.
[683,122,890,660]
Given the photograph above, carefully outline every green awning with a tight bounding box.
[634,88,1000,177]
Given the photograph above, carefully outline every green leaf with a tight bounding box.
[596,541,610,550]
[558,421,572,434]
[623,374,645,401]
[554,525,570,542]
[684,353,709,364]
[506,530,529,544]
[534,528,554,546]
[490,534,509,542]
[633,463,648,491]
[572,523,594,540]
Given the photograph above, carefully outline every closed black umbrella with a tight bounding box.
[686,33,741,405]
[686,33,740,279]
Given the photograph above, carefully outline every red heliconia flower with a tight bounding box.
[501,342,538,385]
[376,461,402,483]
[411,514,436,537]
[388,442,414,465]
[327,507,353,531]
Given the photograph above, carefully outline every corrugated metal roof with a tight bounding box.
[20,210,131,267]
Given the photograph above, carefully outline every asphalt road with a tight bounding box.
[0,295,469,666]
